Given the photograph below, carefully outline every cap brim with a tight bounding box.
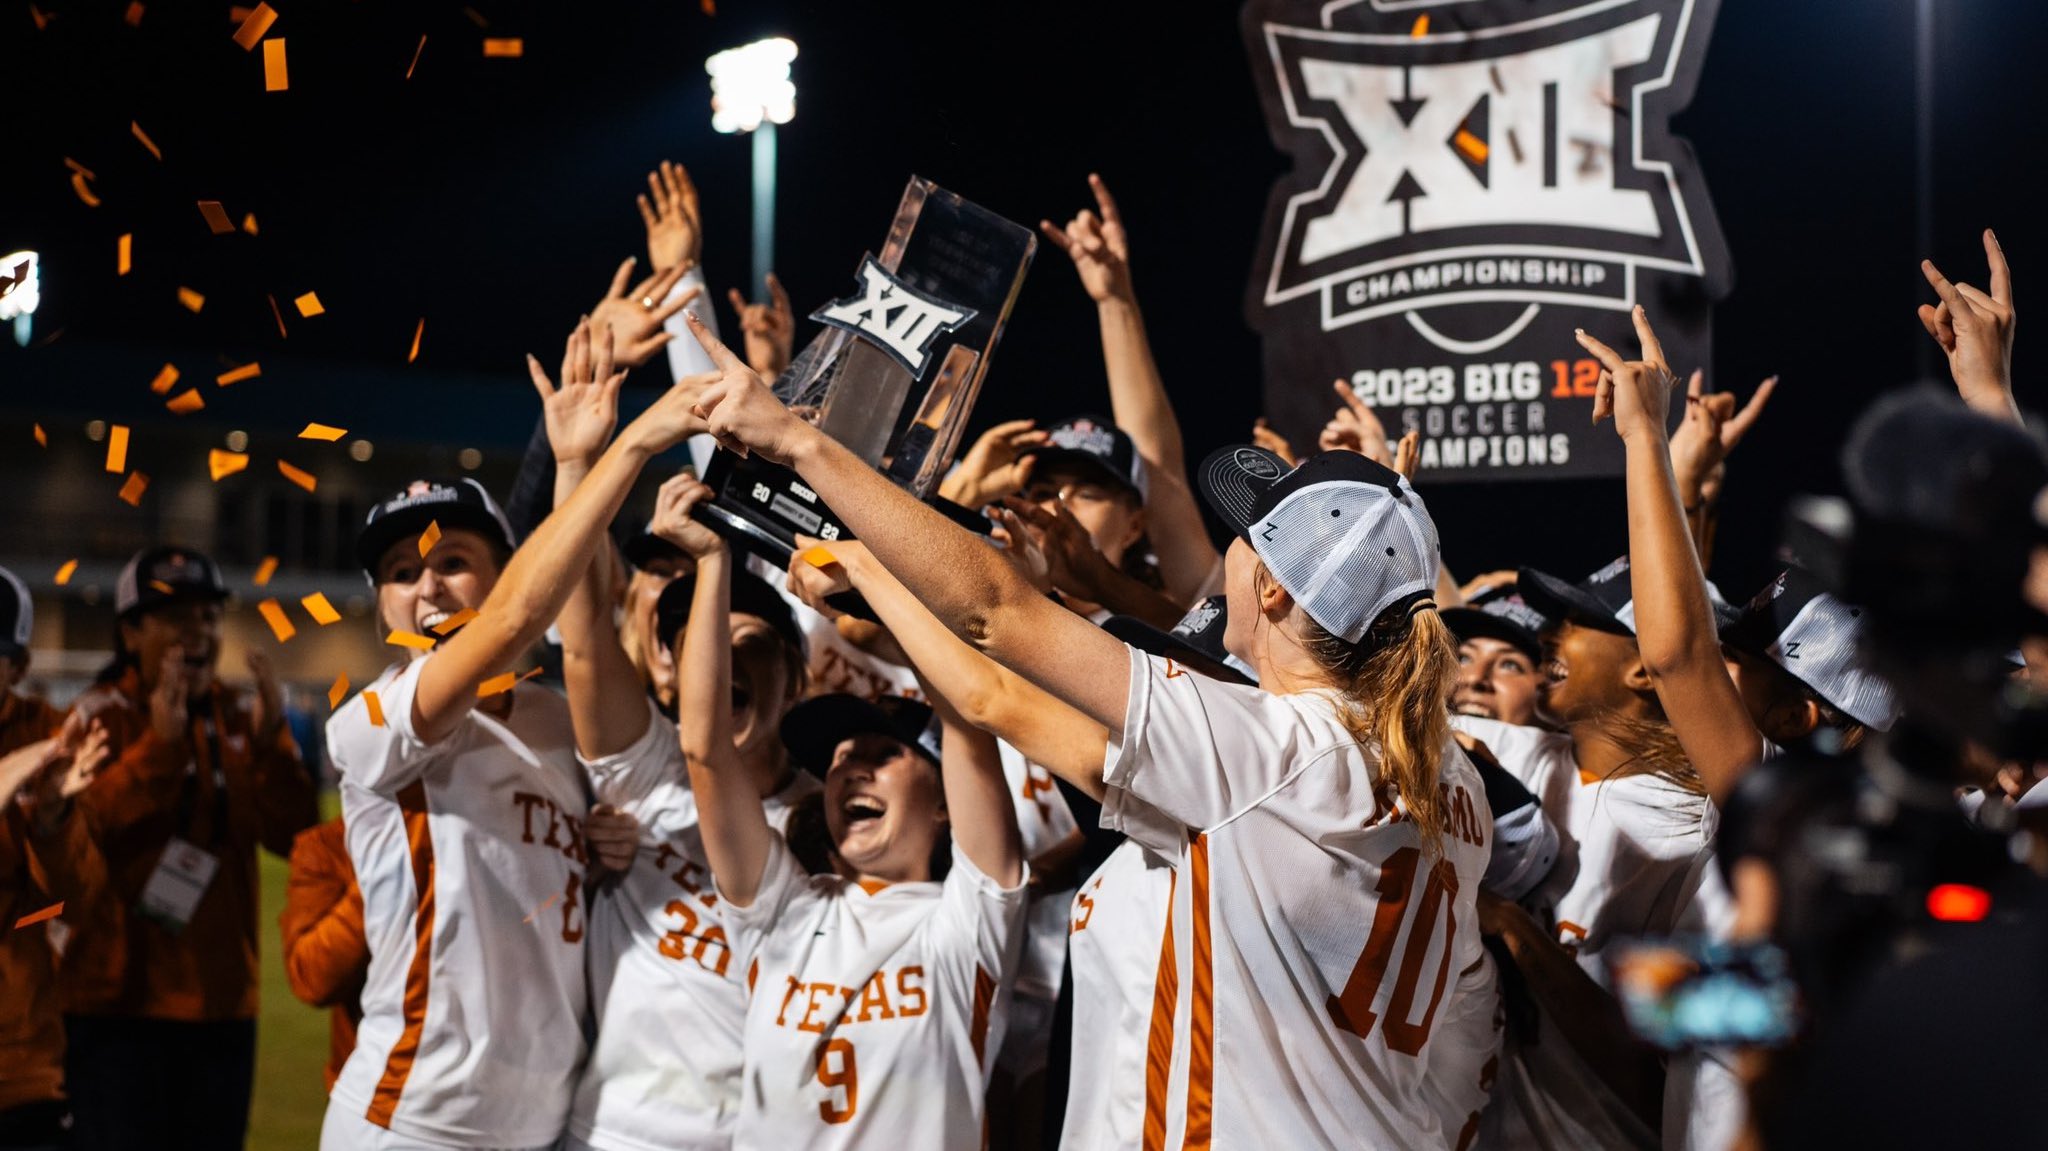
[1439,607,1542,662]
[1024,448,1138,499]
[1516,567,1631,635]
[1100,616,1253,686]
[1195,445,1290,538]
[359,504,509,577]
[779,694,938,777]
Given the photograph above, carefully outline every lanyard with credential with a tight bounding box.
[173,704,231,850]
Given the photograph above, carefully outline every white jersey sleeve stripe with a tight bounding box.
[365,778,435,1129]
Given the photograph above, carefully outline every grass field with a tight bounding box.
[246,804,338,1150]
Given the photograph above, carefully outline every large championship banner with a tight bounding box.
[1241,0,1730,481]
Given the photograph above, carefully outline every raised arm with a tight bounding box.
[1580,310,1761,804]
[675,523,777,908]
[787,540,1112,800]
[1041,175,1220,605]
[687,314,1133,735]
[930,696,1024,888]
[1919,229,2019,425]
[1666,369,1776,572]
[409,320,706,743]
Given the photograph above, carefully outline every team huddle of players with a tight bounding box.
[1,162,2030,1151]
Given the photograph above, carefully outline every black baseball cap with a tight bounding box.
[114,546,229,618]
[1025,415,1148,501]
[779,693,942,778]
[1441,587,1548,663]
[653,567,806,658]
[358,478,518,580]
[1517,557,1637,637]
[0,565,31,659]
[1102,596,1255,686]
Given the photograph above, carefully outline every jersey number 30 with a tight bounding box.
[1326,845,1459,1055]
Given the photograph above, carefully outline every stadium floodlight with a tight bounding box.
[707,38,796,293]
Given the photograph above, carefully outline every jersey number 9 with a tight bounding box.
[817,1038,858,1124]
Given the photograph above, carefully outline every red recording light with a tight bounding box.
[1925,884,1992,923]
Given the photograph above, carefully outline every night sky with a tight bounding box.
[4,0,2044,601]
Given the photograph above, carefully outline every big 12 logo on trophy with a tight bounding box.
[1241,0,1731,481]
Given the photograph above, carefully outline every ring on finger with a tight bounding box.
[640,296,657,310]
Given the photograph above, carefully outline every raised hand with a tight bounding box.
[1318,380,1395,465]
[1251,418,1300,467]
[529,317,627,466]
[1393,429,1420,481]
[986,505,1054,594]
[1458,570,1518,602]
[726,273,796,379]
[938,419,1049,508]
[785,536,864,617]
[590,257,696,369]
[1666,369,1777,507]
[1920,229,2018,423]
[1038,173,1133,304]
[648,472,726,560]
[39,716,110,806]
[585,804,641,876]
[682,312,818,465]
[1576,306,1678,441]
[998,493,1116,604]
[637,160,702,274]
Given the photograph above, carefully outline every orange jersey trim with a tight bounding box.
[1184,834,1215,1150]
[969,964,997,1067]
[366,780,437,1128]
[1140,868,1180,1151]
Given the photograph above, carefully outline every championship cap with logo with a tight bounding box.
[114,546,230,618]
[1520,556,1741,638]
[652,566,807,659]
[1441,586,1548,663]
[1026,415,1148,502]
[1103,596,1257,686]
[0,565,32,659]
[1721,566,1900,731]
[1196,446,1439,644]
[780,693,942,778]
[357,478,518,579]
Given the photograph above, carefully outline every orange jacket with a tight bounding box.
[40,667,317,1020]
[0,693,68,1113]
[279,817,367,1090]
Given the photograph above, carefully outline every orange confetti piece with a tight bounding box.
[198,200,235,235]
[1411,13,1429,36]
[13,903,63,929]
[429,607,477,636]
[799,545,839,569]
[63,157,94,178]
[33,424,47,446]
[277,460,317,492]
[230,7,254,24]
[299,423,346,441]
[216,362,261,386]
[253,555,278,586]
[117,472,149,506]
[177,287,205,312]
[386,630,436,651]
[241,212,258,235]
[701,0,715,15]
[462,6,488,27]
[130,120,161,160]
[327,673,349,710]
[407,317,425,363]
[417,519,442,557]
[267,293,287,339]
[482,37,522,57]
[363,690,386,726]
[406,34,426,79]
[301,592,341,625]
[522,892,559,924]
[149,580,174,595]
[477,671,518,698]
[70,171,101,208]
[166,389,205,414]
[1454,128,1489,164]
[124,0,144,23]
[208,450,249,480]
[54,559,77,586]
[30,5,51,30]
[104,425,130,473]
[294,291,324,317]
[149,363,179,394]
[257,598,296,643]
[117,233,132,275]
[263,37,289,90]
[232,1,275,50]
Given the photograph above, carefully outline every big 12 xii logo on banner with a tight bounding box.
[1242,0,1730,481]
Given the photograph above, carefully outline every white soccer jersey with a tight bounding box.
[1101,647,1496,1149]
[325,657,590,1149]
[1060,837,1176,1151]
[997,741,1081,1007]
[723,836,1028,1151]
[569,700,820,1151]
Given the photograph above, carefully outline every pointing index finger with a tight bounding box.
[1985,228,2012,307]
[1573,328,1627,374]
[1088,173,1122,228]
[1630,305,1668,369]
[684,309,749,371]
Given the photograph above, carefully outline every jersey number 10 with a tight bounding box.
[1325,845,1459,1055]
